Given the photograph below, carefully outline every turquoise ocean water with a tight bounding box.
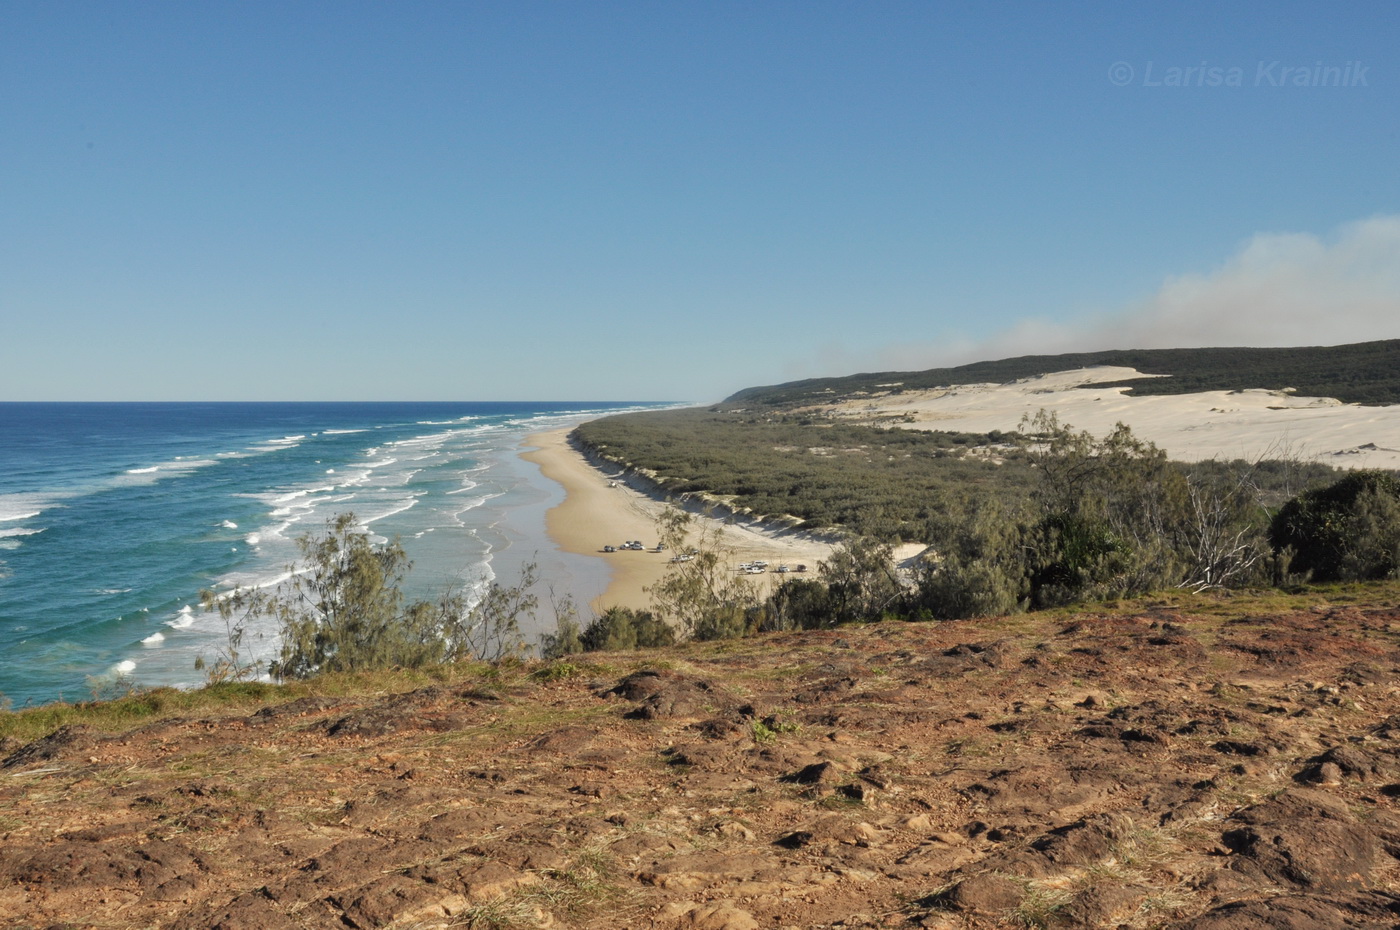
[0,402,663,707]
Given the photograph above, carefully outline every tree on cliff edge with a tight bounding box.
[201,513,532,680]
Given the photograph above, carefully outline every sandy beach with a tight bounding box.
[521,428,840,614]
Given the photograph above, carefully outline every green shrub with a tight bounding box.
[580,607,676,651]
[1270,470,1400,582]
[761,578,833,631]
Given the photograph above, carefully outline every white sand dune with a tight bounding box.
[824,366,1400,470]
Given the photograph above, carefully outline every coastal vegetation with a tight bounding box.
[573,406,1336,542]
[166,398,1398,681]
[570,403,1396,638]
[574,406,1031,541]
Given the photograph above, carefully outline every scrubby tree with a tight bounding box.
[1020,412,1187,605]
[450,563,534,663]
[645,507,760,640]
[761,577,833,631]
[817,536,902,625]
[1174,463,1270,591]
[201,513,534,680]
[913,495,1030,619]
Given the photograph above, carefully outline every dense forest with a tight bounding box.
[574,407,1027,540]
[725,339,1400,407]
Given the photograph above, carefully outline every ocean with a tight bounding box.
[0,401,665,708]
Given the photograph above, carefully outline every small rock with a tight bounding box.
[944,873,1024,914]
[679,902,761,930]
[776,830,814,849]
[1299,761,1344,786]
[1063,884,1146,926]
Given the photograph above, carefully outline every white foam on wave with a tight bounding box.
[0,526,44,539]
[262,484,341,518]
[245,532,261,545]
[142,632,165,645]
[202,568,302,650]
[361,496,421,525]
[333,468,375,489]
[271,486,337,505]
[116,458,221,486]
[221,520,238,529]
[324,428,369,435]
[0,501,45,523]
[113,660,137,675]
[166,614,195,629]
[449,494,495,523]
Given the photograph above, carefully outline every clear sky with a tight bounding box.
[3,1,1397,402]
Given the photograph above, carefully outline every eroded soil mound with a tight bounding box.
[5,600,1400,928]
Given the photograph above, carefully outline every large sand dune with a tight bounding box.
[824,365,1400,470]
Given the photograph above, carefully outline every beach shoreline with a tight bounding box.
[520,427,841,615]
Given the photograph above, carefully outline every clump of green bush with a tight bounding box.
[1269,470,1400,582]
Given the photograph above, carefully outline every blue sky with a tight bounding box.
[2,1,1397,402]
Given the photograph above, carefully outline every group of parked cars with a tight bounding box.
[602,540,663,553]
[598,543,804,575]
[739,561,806,575]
